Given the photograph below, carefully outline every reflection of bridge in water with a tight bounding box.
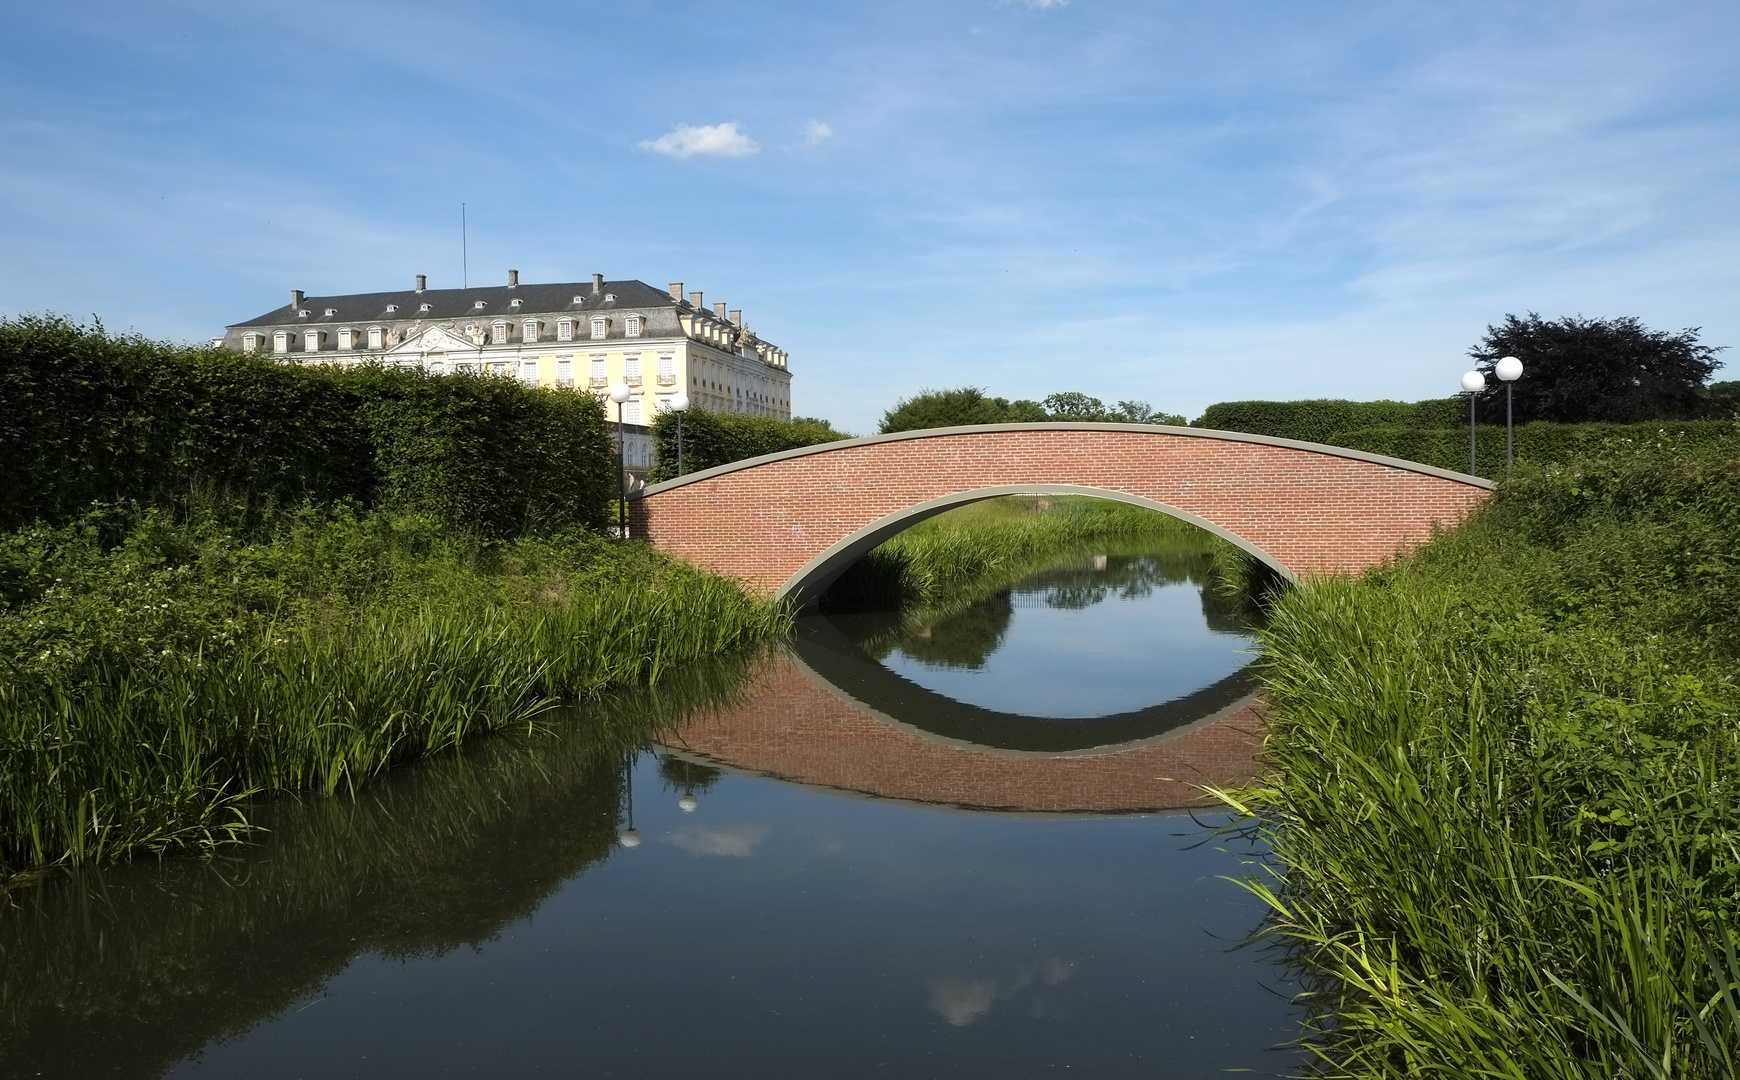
[660,649,1265,814]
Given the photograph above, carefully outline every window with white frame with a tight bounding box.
[556,357,573,386]
[367,326,384,350]
[625,315,642,338]
[589,355,608,387]
[492,321,510,345]
[338,328,356,350]
[244,332,262,353]
[557,318,573,342]
[520,359,539,386]
[490,360,511,377]
[624,398,642,425]
[428,359,446,375]
[623,353,642,385]
[657,352,675,385]
[523,320,540,343]
[590,317,608,340]
[655,394,674,414]
[304,330,321,352]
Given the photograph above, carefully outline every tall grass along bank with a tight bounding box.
[0,502,789,876]
[1223,441,1740,1075]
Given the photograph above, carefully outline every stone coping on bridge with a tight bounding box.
[630,422,1496,499]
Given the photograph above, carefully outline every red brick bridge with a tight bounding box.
[629,423,1494,604]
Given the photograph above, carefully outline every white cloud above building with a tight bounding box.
[638,122,759,159]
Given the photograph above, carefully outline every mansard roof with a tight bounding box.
[227,279,682,329]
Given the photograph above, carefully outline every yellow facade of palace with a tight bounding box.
[219,272,793,428]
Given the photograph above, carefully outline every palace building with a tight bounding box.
[218,271,793,425]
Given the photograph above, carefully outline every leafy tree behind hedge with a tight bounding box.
[0,315,614,535]
[1471,313,1724,423]
[878,387,1185,433]
[647,408,849,482]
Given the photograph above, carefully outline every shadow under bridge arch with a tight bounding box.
[776,484,1293,608]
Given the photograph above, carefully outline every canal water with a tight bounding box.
[0,533,1302,1078]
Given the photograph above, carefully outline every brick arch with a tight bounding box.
[629,423,1493,604]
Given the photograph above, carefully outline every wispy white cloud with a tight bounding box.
[638,122,759,159]
[667,824,768,857]
[802,120,833,147]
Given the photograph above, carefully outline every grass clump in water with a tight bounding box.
[0,499,790,874]
[1223,444,1740,1075]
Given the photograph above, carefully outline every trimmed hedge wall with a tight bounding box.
[1195,398,1465,444]
[1328,420,1740,478]
[0,316,614,535]
[648,409,847,482]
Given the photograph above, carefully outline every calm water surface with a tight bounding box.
[0,538,1301,1078]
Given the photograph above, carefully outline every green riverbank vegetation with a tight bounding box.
[1224,434,1740,1075]
[826,496,1229,610]
[0,317,789,877]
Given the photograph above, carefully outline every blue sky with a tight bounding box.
[3,0,1735,433]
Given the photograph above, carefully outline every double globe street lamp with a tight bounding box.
[1458,356,1525,475]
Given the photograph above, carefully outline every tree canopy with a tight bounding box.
[879,388,1185,434]
[1471,314,1724,423]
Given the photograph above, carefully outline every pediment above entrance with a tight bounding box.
[390,325,478,355]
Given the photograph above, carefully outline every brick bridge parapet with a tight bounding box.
[628,423,1494,603]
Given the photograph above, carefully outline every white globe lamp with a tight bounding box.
[1460,370,1486,394]
[1495,356,1523,383]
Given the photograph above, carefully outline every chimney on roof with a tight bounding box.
[669,282,683,301]
[415,274,427,293]
[713,302,728,320]
[728,309,742,327]
[591,273,604,295]
[290,289,304,309]
[507,269,519,287]
[689,291,703,308]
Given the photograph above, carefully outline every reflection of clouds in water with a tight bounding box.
[929,978,999,1027]
[667,824,768,857]
[928,958,1076,1027]
[818,836,844,855]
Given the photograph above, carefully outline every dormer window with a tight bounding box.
[624,315,643,338]
[491,321,510,344]
[304,330,323,352]
[510,298,522,308]
[572,295,586,305]
[367,326,384,349]
[590,316,608,340]
[274,330,290,353]
[473,300,487,309]
[243,332,262,353]
[556,317,574,342]
[324,308,338,317]
[297,309,310,318]
[523,319,541,343]
[385,304,399,313]
[604,293,616,302]
[338,328,357,350]
[419,303,432,313]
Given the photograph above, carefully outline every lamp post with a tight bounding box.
[669,391,691,477]
[609,382,630,538]
[1495,355,1524,471]
[1460,370,1486,475]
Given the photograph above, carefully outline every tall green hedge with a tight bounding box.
[648,409,848,482]
[1194,398,1465,444]
[0,315,614,535]
[1327,420,1740,478]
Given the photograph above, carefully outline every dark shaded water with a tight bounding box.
[0,539,1301,1078]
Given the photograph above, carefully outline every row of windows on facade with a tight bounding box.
[246,315,648,353]
[410,356,780,425]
